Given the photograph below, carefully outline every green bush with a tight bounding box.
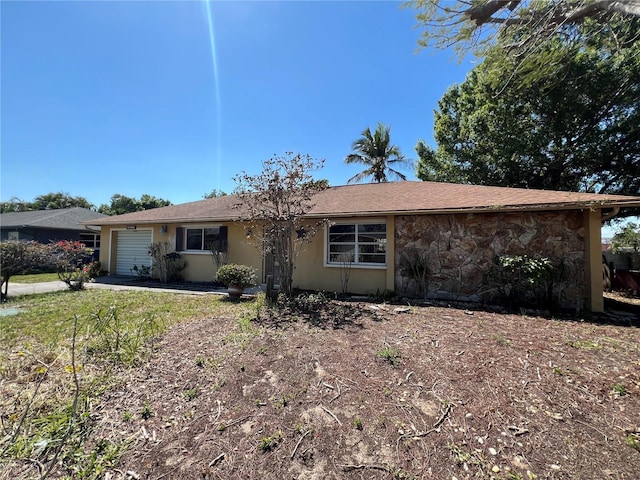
[488,254,561,310]
[216,264,257,288]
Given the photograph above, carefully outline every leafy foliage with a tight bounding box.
[488,254,562,310]
[611,223,640,253]
[611,222,640,268]
[32,192,95,210]
[417,17,640,202]
[203,189,228,198]
[97,193,171,215]
[0,192,94,213]
[0,241,49,301]
[233,152,328,297]
[216,264,258,288]
[377,345,401,366]
[407,0,640,77]
[48,240,96,291]
[344,123,412,184]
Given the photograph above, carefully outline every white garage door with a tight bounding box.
[115,230,152,276]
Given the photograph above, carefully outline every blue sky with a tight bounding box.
[1,0,474,208]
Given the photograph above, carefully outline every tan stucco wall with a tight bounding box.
[292,216,393,294]
[176,223,263,282]
[99,223,263,282]
[583,209,603,312]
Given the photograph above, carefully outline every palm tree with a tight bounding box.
[344,123,411,184]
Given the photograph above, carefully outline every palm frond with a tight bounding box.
[344,122,409,183]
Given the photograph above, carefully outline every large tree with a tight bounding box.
[233,152,327,297]
[407,0,640,59]
[98,194,171,215]
[0,192,94,212]
[0,197,30,213]
[416,16,640,198]
[344,123,412,184]
[31,192,95,210]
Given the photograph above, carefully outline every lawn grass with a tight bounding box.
[0,288,253,478]
[10,272,59,283]
[1,289,247,346]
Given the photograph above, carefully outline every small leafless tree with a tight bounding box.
[233,152,328,297]
[208,238,229,270]
[400,247,430,300]
[338,252,352,294]
[148,241,186,283]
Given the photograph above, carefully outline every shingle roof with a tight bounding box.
[1,207,107,230]
[86,181,640,226]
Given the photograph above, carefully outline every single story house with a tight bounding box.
[85,181,640,312]
[1,207,106,258]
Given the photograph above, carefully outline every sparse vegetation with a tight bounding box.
[612,383,628,397]
[377,345,401,365]
[259,430,283,452]
[0,289,252,479]
[1,287,639,479]
[184,386,200,401]
[353,417,363,430]
[625,432,640,451]
[140,400,154,420]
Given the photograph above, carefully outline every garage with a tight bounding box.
[115,230,152,276]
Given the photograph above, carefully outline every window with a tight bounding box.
[79,233,100,251]
[177,226,228,252]
[327,222,386,266]
[79,233,101,260]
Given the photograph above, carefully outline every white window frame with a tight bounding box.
[79,232,100,251]
[324,219,387,269]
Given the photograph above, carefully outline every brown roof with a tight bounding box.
[88,181,640,225]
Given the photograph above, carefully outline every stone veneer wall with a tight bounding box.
[394,211,587,310]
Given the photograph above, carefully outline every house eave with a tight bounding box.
[306,201,639,219]
[91,216,241,227]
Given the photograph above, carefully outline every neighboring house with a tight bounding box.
[85,181,640,312]
[1,207,106,258]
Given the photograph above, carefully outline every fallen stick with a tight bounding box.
[290,429,313,459]
[320,405,342,426]
[330,382,341,403]
[433,403,452,428]
[213,399,222,423]
[340,464,390,472]
[209,453,225,467]
[507,425,530,436]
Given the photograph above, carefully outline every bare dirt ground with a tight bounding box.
[91,299,639,480]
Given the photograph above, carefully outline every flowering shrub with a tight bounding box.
[83,261,102,279]
[0,240,49,302]
[48,240,95,291]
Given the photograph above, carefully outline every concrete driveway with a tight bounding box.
[5,276,260,298]
[5,277,221,298]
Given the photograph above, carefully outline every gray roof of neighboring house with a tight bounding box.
[85,181,640,226]
[0,207,107,231]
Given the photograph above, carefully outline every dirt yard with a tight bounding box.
[90,299,639,479]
